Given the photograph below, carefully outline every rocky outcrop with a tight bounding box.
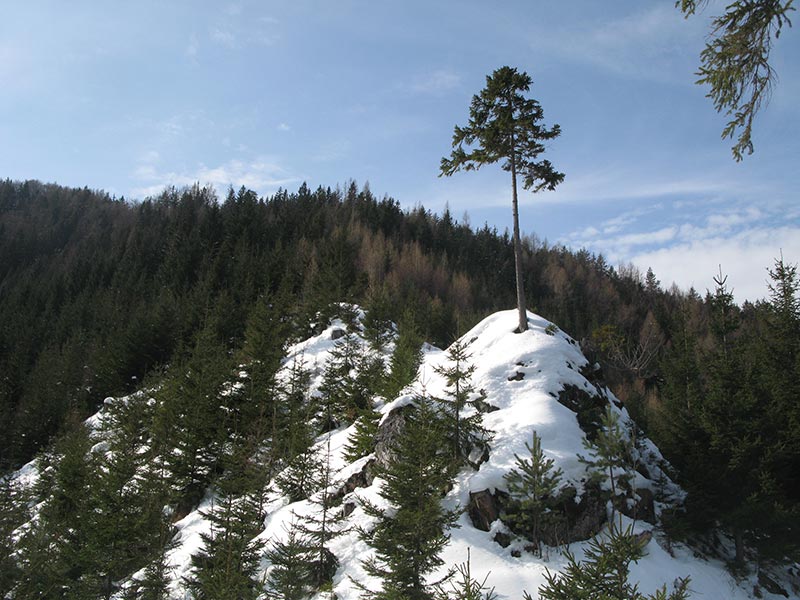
[467,482,608,548]
[467,489,505,531]
[373,403,415,469]
[331,457,376,504]
[615,488,656,525]
[557,384,608,440]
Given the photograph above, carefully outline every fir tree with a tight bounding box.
[382,311,423,400]
[265,520,314,600]
[360,396,459,600]
[274,355,316,468]
[276,445,324,503]
[297,431,346,590]
[185,492,263,600]
[159,321,233,504]
[343,406,382,463]
[83,393,167,599]
[316,332,364,427]
[434,339,487,467]
[503,430,564,555]
[579,406,634,509]
[14,420,96,598]
[131,521,178,600]
[186,437,265,600]
[0,478,26,597]
[699,269,763,565]
[240,289,292,450]
[363,285,395,351]
[441,66,564,333]
[533,524,690,600]
[433,550,497,600]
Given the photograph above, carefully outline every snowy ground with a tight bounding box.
[11,309,796,599]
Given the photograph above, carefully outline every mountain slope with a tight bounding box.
[8,309,795,599]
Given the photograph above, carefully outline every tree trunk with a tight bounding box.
[510,146,528,333]
[734,527,745,566]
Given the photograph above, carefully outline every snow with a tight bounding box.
[9,308,796,599]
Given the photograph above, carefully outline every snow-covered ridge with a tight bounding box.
[10,309,795,599]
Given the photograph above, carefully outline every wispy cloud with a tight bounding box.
[312,140,352,163]
[185,34,199,58]
[408,69,462,95]
[631,226,800,302]
[210,28,237,48]
[208,9,280,48]
[131,156,300,199]
[566,201,798,302]
[530,5,704,83]
[545,168,734,206]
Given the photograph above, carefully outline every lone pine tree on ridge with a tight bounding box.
[441,66,564,333]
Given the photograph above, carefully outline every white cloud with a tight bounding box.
[211,28,237,47]
[139,149,160,164]
[631,227,800,303]
[546,168,732,206]
[185,34,199,58]
[312,140,352,162]
[209,12,280,48]
[131,157,300,199]
[409,69,462,95]
[277,122,291,131]
[565,198,799,303]
[530,5,704,84]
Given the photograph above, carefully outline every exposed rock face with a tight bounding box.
[557,384,608,440]
[467,483,608,547]
[331,458,376,504]
[551,483,607,545]
[473,397,499,414]
[467,489,504,531]
[616,488,656,525]
[373,403,415,469]
[758,571,789,598]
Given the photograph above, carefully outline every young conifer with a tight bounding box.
[297,431,346,590]
[265,520,314,600]
[360,396,459,600]
[434,339,487,467]
[503,430,564,555]
[0,478,26,597]
[383,311,423,400]
[534,523,690,600]
[579,405,633,506]
[343,406,381,463]
[186,438,265,600]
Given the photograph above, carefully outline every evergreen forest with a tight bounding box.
[0,178,799,597]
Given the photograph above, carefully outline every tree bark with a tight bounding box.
[510,137,528,333]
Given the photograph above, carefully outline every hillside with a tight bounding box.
[6,308,795,599]
[0,179,675,471]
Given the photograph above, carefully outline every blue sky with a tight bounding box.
[2,1,798,302]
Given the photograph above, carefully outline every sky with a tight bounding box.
[1,1,798,303]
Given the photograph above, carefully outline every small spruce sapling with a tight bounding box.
[186,439,265,600]
[579,405,634,513]
[265,520,314,600]
[433,549,497,600]
[503,430,564,555]
[343,407,381,463]
[435,339,489,468]
[297,431,346,591]
[532,522,691,600]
